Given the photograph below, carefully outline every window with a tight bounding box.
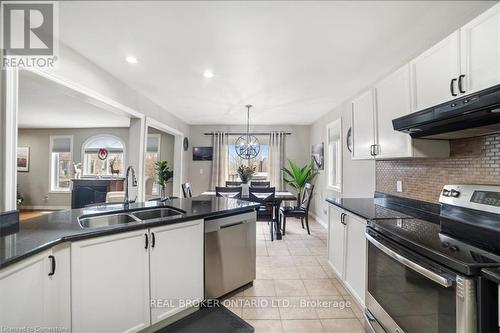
[327,119,342,191]
[50,136,73,192]
[228,139,269,181]
[145,134,161,195]
[82,135,125,177]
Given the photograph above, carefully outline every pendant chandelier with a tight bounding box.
[235,105,260,160]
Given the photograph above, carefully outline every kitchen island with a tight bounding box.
[0,197,259,333]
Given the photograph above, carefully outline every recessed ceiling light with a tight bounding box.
[203,70,214,79]
[126,56,137,64]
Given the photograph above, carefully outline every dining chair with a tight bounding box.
[181,182,193,198]
[249,187,277,241]
[250,181,271,188]
[226,181,243,187]
[280,183,314,235]
[216,186,242,198]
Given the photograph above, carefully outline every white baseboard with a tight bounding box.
[310,212,327,229]
[20,205,70,211]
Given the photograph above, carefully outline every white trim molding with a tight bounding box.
[310,212,328,229]
[1,68,19,211]
[145,117,185,198]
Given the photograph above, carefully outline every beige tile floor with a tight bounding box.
[223,217,368,333]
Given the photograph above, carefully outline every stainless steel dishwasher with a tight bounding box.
[205,211,256,299]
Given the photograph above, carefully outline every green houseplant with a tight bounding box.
[282,160,319,205]
[154,160,174,200]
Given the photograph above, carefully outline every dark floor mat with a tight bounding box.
[156,305,254,333]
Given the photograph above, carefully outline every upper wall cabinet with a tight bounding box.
[352,90,376,159]
[410,3,500,112]
[460,3,500,95]
[374,65,449,159]
[375,65,413,158]
[351,66,449,160]
[410,31,461,111]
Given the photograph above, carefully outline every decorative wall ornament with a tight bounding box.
[98,148,108,160]
[346,127,353,153]
[16,147,30,172]
[311,142,324,170]
[235,105,260,160]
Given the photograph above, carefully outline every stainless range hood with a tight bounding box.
[393,84,500,139]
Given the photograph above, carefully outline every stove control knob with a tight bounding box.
[442,242,450,248]
[449,245,459,252]
[450,189,461,198]
[442,189,451,197]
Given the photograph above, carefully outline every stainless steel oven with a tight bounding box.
[365,228,476,333]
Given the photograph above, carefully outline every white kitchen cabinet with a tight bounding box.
[328,206,367,306]
[410,31,461,111]
[460,3,500,95]
[0,244,71,329]
[352,90,376,160]
[344,213,367,305]
[375,65,450,159]
[328,205,346,278]
[71,230,151,333]
[149,219,204,324]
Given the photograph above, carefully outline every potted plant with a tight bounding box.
[17,185,24,207]
[282,160,319,205]
[237,164,256,196]
[154,160,174,200]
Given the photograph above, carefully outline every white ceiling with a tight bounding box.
[18,72,131,128]
[59,1,494,125]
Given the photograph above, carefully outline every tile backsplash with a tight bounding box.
[376,134,500,203]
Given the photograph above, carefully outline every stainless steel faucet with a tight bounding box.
[124,166,138,204]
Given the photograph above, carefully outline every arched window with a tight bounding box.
[82,135,126,177]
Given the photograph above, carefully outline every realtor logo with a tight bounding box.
[1,1,58,67]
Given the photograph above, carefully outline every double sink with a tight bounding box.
[78,207,185,229]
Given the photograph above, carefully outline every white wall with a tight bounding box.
[17,127,130,208]
[309,101,375,224]
[188,125,310,195]
[35,43,191,190]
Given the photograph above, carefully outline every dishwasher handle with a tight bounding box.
[220,221,245,229]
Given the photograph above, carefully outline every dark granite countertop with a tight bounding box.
[0,196,260,269]
[482,267,500,284]
[325,192,441,221]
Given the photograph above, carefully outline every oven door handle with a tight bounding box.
[366,233,453,288]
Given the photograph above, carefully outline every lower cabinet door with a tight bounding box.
[149,220,204,324]
[0,250,50,327]
[71,230,151,333]
[344,213,367,305]
[328,206,346,278]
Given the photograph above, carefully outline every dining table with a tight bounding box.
[200,190,297,240]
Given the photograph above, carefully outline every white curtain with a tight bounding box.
[210,132,229,189]
[268,132,286,190]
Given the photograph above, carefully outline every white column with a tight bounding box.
[0,67,19,212]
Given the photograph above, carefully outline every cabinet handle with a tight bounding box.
[458,74,466,94]
[151,232,156,248]
[450,78,458,96]
[370,145,376,156]
[48,255,56,276]
[340,213,347,225]
[144,233,149,249]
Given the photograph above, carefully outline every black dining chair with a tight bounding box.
[226,181,243,187]
[250,181,271,188]
[216,186,242,198]
[249,186,277,241]
[181,182,192,198]
[280,183,314,235]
